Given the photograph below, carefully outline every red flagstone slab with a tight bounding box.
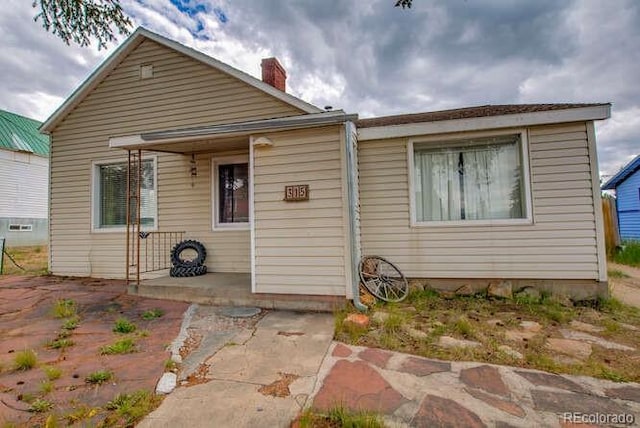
[514,370,587,394]
[398,356,450,377]
[531,390,630,415]
[332,343,352,358]
[460,365,509,397]
[358,348,392,368]
[465,388,526,418]
[605,386,640,403]
[312,360,406,413]
[413,394,486,428]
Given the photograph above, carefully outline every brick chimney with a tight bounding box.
[261,57,287,92]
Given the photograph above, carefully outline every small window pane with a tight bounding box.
[414,135,525,222]
[98,159,155,228]
[8,224,20,231]
[218,163,249,224]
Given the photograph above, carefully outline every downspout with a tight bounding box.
[345,121,368,312]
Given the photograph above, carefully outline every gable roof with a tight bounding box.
[602,154,640,190]
[356,103,609,128]
[40,27,322,133]
[0,110,49,157]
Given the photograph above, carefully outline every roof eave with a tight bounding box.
[358,104,611,141]
[40,27,322,134]
[601,154,640,190]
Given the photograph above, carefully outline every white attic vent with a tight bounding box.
[140,64,154,79]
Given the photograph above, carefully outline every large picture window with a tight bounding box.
[213,156,249,229]
[412,134,528,223]
[93,158,156,230]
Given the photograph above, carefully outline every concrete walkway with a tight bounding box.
[139,311,334,427]
[141,307,640,428]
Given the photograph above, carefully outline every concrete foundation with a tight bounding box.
[130,272,346,312]
[409,278,609,301]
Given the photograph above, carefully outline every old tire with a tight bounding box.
[170,265,208,277]
[171,240,207,268]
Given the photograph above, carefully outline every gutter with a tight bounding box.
[345,121,367,312]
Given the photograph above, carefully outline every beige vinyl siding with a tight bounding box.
[253,126,348,295]
[49,38,303,278]
[358,122,599,280]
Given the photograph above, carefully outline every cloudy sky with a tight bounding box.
[1,0,638,177]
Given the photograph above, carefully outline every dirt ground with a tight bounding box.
[0,275,188,427]
[609,262,640,308]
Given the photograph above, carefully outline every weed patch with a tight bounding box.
[40,380,54,394]
[113,318,136,334]
[102,390,162,427]
[62,316,80,330]
[53,299,77,319]
[14,349,37,371]
[100,338,136,355]
[608,269,630,279]
[85,370,113,384]
[297,406,385,428]
[48,338,74,350]
[141,309,164,320]
[28,398,53,413]
[612,241,640,267]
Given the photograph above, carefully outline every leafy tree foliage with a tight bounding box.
[395,0,412,8]
[33,0,132,49]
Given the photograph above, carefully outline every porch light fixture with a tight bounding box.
[190,153,197,187]
[252,136,273,148]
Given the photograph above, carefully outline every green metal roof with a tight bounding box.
[0,110,50,157]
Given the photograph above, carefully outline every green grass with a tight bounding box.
[612,241,640,267]
[297,406,385,428]
[48,338,75,350]
[28,398,53,413]
[0,245,48,276]
[43,365,62,381]
[141,309,165,320]
[608,269,630,279]
[85,370,113,384]
[62,316,80,330]
[100,338,136,355]
[14,349,37,371]
[102,390,162,427]
[53,299,77,319]
[113,318,136,334]
[334,309,369,343]
[164,359,178,372]
[40,380,54,394]
[453,316,476,339]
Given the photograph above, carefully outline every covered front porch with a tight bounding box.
[131,272,344,312]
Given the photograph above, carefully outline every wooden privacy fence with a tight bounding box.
[602,197,621,257]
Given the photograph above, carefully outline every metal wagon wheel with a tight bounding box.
[359,256,409,302]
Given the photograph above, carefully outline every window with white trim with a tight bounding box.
[212,156,249,229]
[92,158,157,230]
[412,134,527,223]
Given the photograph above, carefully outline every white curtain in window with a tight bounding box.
[414,136,523,222]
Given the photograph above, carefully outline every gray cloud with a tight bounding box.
[0,0,637,175]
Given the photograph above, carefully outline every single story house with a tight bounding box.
[0,110,50,246]
[602,154,640,241]
[40,27,610,306]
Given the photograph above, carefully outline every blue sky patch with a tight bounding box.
[214,7,228,24]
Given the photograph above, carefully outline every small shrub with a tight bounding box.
[103,390,162,426]
[14,349,37,371]
[164,359,178,372]
[113,318,136,334]
[29,398,53,413]
[100,338,136,355]
[53,299,77,319]
[141,309,164,320]
[43,366,62,381]
[64,406,99,424]
[382,312,405,334]
[85,370,112,384]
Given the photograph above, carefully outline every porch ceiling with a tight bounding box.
[132,135,248,154]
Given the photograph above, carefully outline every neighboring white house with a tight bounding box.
[0,110,50,246]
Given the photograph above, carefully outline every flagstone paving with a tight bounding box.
[309,342,640,427]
